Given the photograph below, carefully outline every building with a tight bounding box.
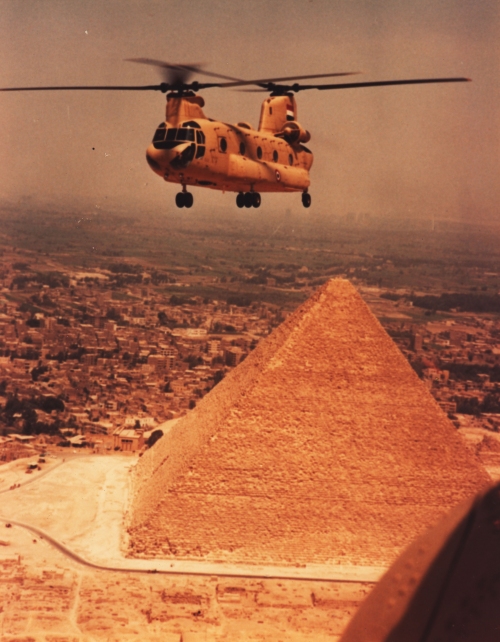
[112,428,144,452]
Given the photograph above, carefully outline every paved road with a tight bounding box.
[0,516,382,584]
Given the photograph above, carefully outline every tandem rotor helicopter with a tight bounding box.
[1,60,470,209]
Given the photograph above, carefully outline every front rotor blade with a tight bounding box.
[0,84,165,92]
[126,58,245,84]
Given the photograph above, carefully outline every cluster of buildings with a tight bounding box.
[2,246,500,456]
[0,253,286,451]
[385,314,500,431]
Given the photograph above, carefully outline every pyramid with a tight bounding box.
[128,279,489,565]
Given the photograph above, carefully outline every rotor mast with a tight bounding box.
[165,92,206,126]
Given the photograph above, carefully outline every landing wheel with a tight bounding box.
[244,192,254,208]
[236,192,245,208]
[184,192,193,208]
[175,191,193,209]
[252,192,261,208]
[175,192,185,208]
[302,192,311,208]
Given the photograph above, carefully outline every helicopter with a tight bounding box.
[1,60,470,209]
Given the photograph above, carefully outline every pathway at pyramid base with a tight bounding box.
[128,279,490,567]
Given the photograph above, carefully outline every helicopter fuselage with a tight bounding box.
[147,118,312,194]
[145,92,313,207]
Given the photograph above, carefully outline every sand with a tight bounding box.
[0,453,381,641]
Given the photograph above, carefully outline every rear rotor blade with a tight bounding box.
[310,77,471,91]
[214,71,361,89]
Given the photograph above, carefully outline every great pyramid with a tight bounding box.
[128,279,489,565]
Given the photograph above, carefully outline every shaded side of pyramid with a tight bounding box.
[128,280,490,565]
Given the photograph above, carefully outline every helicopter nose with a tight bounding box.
[169,142,196,169]
[145,144,164,175]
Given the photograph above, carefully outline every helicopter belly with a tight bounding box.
[227,154,263,182]
[227,155,309,192]
[268,164,310,190]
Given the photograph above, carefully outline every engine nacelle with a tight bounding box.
[279,121,311,145]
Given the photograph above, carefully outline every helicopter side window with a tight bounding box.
[177,128,195,142]
[273,150,278,162]
[218,137,227,153]
[257,146,263,160]
[239,142,246,155]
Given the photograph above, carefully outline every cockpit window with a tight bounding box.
[177,128,195,142]
[153,125,167,143]
[182,120,201,129]
[152,124,205,160]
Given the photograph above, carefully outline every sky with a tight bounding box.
[0,0,498,223]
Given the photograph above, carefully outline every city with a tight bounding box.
[1,205,500,468]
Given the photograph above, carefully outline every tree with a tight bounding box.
[213,370,225,386]
[147,429,164,448]
[39,395,65,413]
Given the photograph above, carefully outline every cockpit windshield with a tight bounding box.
[152,123,205,159]
[176,128,195,142]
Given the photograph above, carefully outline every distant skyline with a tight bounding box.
[0,0,498,222]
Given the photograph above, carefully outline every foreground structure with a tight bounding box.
[128,279,489,565]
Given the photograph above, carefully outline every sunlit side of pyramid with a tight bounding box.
[128,279,489,565]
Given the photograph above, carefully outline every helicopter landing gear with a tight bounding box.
[252,192,261,208]
[244,192,253,208]
[301,191,311,208]
[237,192,261,208]
[175,190,193,209]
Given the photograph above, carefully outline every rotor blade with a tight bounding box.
[125,60,359,87]
[0,82,238,93]
[214,71,361,89]
[309,77,471,91]
[0,85,164,92]
[237,88,270,93]
[126,58,245,83]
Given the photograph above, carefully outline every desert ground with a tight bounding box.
[1,429,498,642]
[0,452,384,642]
